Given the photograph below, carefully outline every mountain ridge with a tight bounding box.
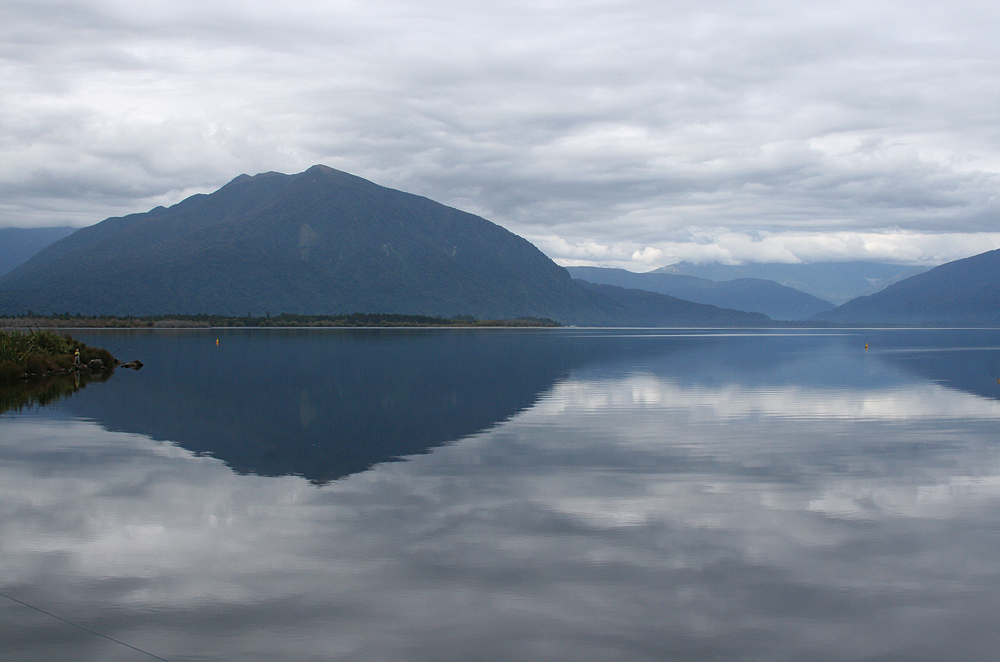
[811,248,1000,324]
[653,261,928,305]
[567,265,833,320]
[0,226,76,276]
[0,166,767,327]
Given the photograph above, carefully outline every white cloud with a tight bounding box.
[543,230,1000,270]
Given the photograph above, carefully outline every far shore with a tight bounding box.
[0,313,562,329]
[3,313,994,329]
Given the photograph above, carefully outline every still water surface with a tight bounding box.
[2,327,1000,661]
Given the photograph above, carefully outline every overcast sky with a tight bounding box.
[4,0,1000,269]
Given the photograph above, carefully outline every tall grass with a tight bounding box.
[0,330,113,384]
[0,330,71,362]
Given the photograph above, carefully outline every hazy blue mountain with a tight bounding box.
[0,226,76,275]
[574,281,770,326]
[654,261,928,305]
[812,248,1000,324]
[567,266,833,320]
[0,166,767,326]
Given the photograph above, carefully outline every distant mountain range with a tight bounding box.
[0,226,76,276]
[5,165,996,326]
[654,261,928,306]
[584,256,1000,325]
[0,166,766,327]
[567,266,833,320]
[813,248,1000,324]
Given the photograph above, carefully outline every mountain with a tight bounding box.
[0,165,767,327]
[567,266,833,320]
[574,282,770,326]
[812,248,1000,324]
[654,261,928,305]
[0,226,76,275]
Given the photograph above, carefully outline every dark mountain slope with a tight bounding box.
[0,226,76,275]
[0,166,767,326]
[1,167,577,319]
[567,266,833,320]
[812,248,1000,324]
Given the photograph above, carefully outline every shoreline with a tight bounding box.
[0,329,126,384]
[0,313,561,329]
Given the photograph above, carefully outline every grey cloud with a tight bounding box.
[3,0,1000,265]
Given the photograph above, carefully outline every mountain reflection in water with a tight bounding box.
[3,328,1000,662]
[49,328,1000,483]
[60,329,625,481]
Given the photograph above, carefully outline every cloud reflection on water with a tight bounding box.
[3,360,1000,661]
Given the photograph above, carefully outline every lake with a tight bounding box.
[2,327,1000,661]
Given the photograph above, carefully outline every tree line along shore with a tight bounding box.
[0,313,561,329]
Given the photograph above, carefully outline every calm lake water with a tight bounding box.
[2,327,1000,661]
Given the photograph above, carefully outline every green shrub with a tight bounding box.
[0,329,114,379]
[0,361,22,384]
[0,331,30,363]
[80,346,114,367]
[23,354,50,375]
[31,330,73,355]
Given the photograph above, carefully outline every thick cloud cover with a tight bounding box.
[3,0,1000,268]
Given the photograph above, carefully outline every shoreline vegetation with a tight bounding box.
[0,313,562,329]
[2,314,993,330]
[0,329,122,385]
